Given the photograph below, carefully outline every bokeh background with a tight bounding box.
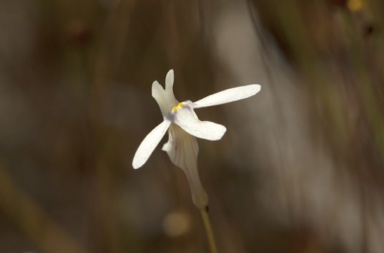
[0,0,383,252]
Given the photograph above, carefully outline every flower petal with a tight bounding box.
[164,70,178,108]
[152,81,168,116]
[132,119,171,169]
[193,84,261,109]
[152,71,179,116]
[173,105,226,141]
[165,69,174,91]
[152,80,178,116]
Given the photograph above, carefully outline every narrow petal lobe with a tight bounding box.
[193,84,261,109]
[165,69,174,91]
[152,81,168,116]
[132,120,171,169]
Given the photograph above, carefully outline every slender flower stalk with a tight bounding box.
[132,69,261,210]
[201,209,218,253]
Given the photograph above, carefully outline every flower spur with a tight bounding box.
[132,69,261,209]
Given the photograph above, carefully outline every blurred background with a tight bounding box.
[0,0,383,252]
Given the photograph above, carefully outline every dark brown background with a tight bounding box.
[0,0,383,252]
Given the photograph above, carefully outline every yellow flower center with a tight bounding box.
[172,102,183,111]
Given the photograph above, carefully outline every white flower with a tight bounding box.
[132,69,261,209]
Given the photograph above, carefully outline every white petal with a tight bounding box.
[152,81,168,116]
[152,70,179,116]
[132,120,171,169]
[193,84,261,109]
[173,106,226,141]
[152,80,178,116]
[165,70,178,109]
[165,69,174,91]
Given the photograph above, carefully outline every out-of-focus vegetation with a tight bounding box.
[0,0,383,252]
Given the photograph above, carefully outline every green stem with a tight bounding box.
[200,209,218,253]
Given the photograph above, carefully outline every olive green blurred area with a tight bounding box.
[0,0,383,252]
